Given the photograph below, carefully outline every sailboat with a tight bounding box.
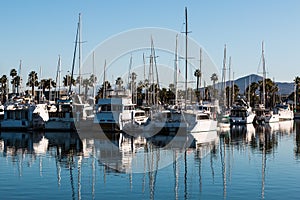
[44,14,83,131]
[181,7,218,133]
[254,42,279,124]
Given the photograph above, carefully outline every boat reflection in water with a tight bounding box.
[78,129,194,174]
[0,119,299,199]
[295,120,300,159]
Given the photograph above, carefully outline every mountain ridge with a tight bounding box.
[220,74,294,95]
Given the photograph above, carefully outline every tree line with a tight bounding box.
[1,68,300,110]
[0,69,96,103]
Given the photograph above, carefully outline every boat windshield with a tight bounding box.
[99,104,122,112]
[197,114,209,120]
[135,112,145,117]
[198,106,209,112]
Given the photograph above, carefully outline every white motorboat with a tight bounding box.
[93,92,135,132]
[229,98,255,125]
[45,97,75,131]
[0,97,36,130]
[230,106,255,125]
[276,104,294,121]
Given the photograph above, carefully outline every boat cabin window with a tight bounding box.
[198,106,209,111]
[99,104,122,112]
[135,112,145,117]
[124,105,135,111]
[197,114,209,120]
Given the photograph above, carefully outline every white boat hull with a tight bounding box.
[188,119,218,133]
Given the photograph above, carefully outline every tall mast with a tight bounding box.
[222,45,227,109]
[78,13,82,95]
[103,60,106,99]
[128,55,133,101]
[262,41,266,107]
[149,43,153,105]
[199,48,202,101]
[228,56,231,107]
[248,76,251,105]
[174,34,179,105]
[151,38,160,105]
[143,53,148,105]
[184,7,188,110]
[92,51,96,101]
[69,16,79,95]
[143,53,146,83]
[39,65,42,99]
[55,55,61,100]
[232,72,235,104]
[18,60,22,94]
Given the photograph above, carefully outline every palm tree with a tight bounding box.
[39,79,47,97]
[14,76,21,94]
[115,77,124,91]
[246,82,260,107]
[10,68,17,93]
[258,78,278,108]
[210,73,218,99]
[0,75,8,103]
[159,87,168,104]
[294,76,300,111]
[82,78,92,100]
[194,69,201,102]
[130,72,137,103]
[63,75,76,87]
[232,84,240,103]
[95,81,111,103]
[45,78,56,100]
[26,71,39,100]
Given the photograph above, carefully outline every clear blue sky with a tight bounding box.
[0,0,299,88]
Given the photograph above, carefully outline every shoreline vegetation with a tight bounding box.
[0,68,299,113]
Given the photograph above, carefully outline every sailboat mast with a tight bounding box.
[199,48,202,101]
[92,51,96,101]
[174,34,178,106]
[152,39,160,105]
[78,13,82,95]
[262,41,266,107]
[18,60,22,94]
[248,76,251,105]
[184,7,188,110]
[222,45,227,109]
[143,53,148,105]
[103,60,106,99]
[55,55,61,100]
[149,47,153,105]
[228,56,231,107]
[232,72,235,103]
[69,16,79,95]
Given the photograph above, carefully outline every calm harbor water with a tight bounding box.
[1,120,300,200]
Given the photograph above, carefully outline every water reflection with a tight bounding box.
[0,120,298,199]
[295,120,300,159]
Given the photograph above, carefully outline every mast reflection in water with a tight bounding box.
[1,121,300,199]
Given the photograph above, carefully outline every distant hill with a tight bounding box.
[217,74,294,95]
